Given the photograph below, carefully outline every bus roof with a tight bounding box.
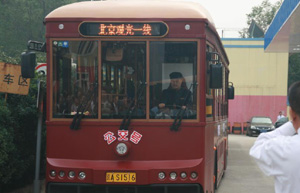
[45,0,215,26]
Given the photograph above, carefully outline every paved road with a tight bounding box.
[217,134,275,193]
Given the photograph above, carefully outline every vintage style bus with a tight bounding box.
[22,0,234,193]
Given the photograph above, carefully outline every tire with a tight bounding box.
[214,149,218,190]
[222,150,227,178]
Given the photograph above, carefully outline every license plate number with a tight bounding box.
[106,172,136,183]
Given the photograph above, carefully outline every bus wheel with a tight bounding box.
[222,149,227,178]
[214,149,218,190]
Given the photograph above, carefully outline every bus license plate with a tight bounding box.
[106,172,136,183]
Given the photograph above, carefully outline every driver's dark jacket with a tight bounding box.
[160,87,192,109]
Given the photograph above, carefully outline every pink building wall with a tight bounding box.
[228,95,287,124]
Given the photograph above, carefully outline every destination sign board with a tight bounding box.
[79,22,168,37]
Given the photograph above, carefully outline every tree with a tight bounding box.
[240,0,300,91]
[0,100,16,185]
[288,53,300,87]
[239,0,282,38]
[0,0,79,60]
[0,0,81,191]
[0,80,39,192]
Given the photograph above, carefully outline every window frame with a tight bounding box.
[149,41,198,120]
[49,38,200,122]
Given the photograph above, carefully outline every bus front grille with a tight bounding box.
[47,183,203,193]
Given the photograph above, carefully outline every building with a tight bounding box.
[222,38,289,124]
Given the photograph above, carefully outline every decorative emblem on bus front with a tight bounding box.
[104,130,143,145]
[129,131,143,144]
[103,131,117,145]
[118,130,129,141]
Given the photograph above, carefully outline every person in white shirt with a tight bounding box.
[277,111,285,121]
[249,81,300,193]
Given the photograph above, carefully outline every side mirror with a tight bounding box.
[228,82,235,100]
[209,63,223,89]
[21,51,36,78]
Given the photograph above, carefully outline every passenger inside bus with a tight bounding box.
[71,96,80,112]
[151,72,193,119]
[158,72,192,110]
[101,90,113,116]
[149,41,197,119]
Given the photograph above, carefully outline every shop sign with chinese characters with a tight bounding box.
[0,62,30,95]
[104,130,143,145]
[79,22,168,37]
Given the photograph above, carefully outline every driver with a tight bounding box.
[158,72,192,110]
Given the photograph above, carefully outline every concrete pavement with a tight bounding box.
[217,134,275,193]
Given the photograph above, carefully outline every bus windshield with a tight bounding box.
[150,42,197,119]
[101,41,146,119]
[52,40,98,118]
[52,40,197,120]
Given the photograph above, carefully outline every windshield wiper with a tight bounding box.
[70,82,98,130]
[119,82,146,131]
[170,82,197,132]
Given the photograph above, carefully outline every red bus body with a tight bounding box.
[44,1,229,193]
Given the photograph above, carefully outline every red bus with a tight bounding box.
[23,1,234,193]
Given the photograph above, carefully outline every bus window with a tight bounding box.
[101,41,146,119]
[206,45,214,120]
[52,40,98,118]
[149,42,197,119]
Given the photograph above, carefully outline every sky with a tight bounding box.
[194,0,281,38]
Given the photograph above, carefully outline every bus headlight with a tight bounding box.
[158,172,165,180]
[59,171,65,178]
[170,172,177,180]
[191,172,198,179]
[68,171,75,179]
[79,172,86,180]
[180,172,187,179]
[50,170,56,177]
